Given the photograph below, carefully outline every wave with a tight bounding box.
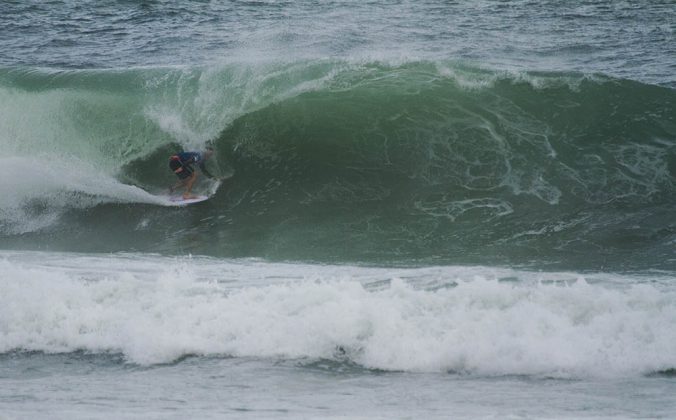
[1,60,674,268]
[0,61,350,231]
[1,251,675,378]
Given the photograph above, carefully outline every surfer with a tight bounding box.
[169,147,219,199]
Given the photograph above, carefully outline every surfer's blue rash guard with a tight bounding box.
[172,151,215,179]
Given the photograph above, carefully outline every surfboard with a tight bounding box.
[167,195,210,206]
[151,194,210,206]
[154,175,228,207]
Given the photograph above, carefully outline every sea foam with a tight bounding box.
[1,252,674,378]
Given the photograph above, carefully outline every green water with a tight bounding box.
[1,63,673,271]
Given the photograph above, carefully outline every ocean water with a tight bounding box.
[1,1,675,418]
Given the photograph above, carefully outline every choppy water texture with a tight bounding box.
[1,1,675,418]
[2,1,675,87]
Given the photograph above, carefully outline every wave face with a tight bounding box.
[1,61,675,271]
[2,251,675,376]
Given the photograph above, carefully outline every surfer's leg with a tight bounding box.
[183,172,198,199]
[170,179,185,193]
[169,159,191,193]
